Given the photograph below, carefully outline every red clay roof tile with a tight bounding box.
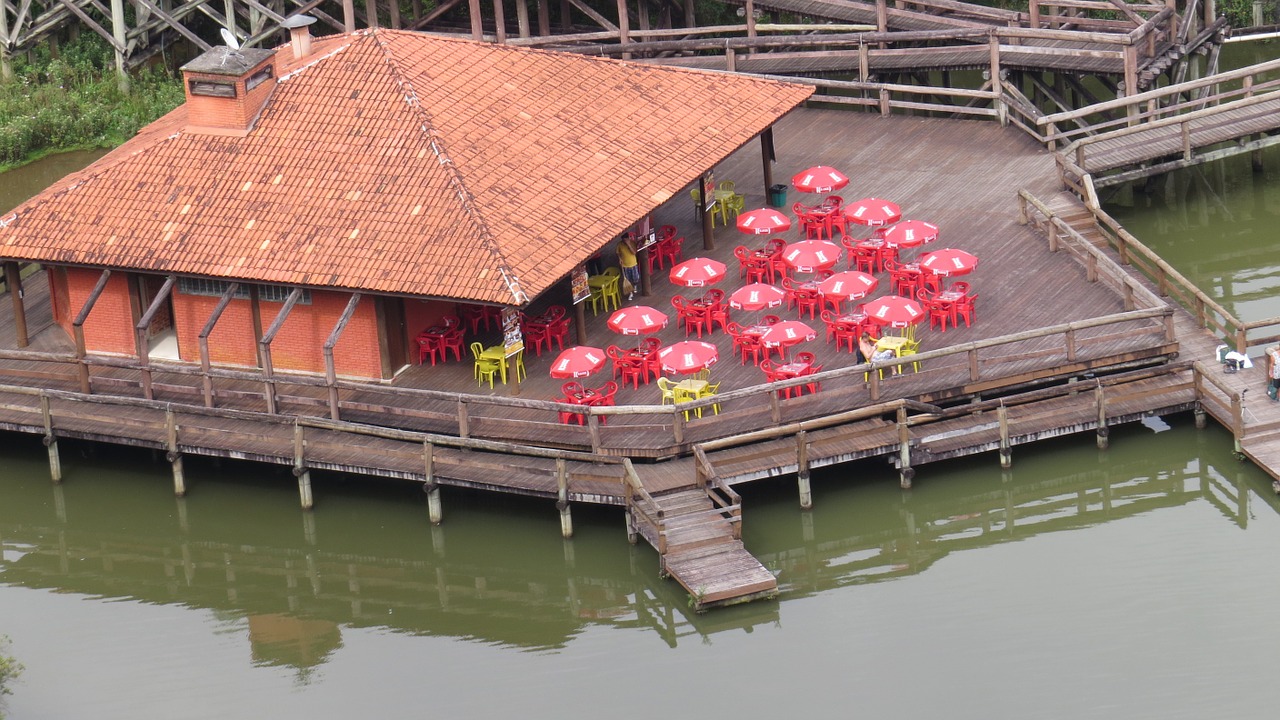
[0,30,812,305]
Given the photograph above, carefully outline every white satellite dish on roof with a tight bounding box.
[219,27,241,50]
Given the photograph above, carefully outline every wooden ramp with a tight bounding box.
[628,469,777,611]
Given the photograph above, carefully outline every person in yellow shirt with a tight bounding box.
[616,235,639,301]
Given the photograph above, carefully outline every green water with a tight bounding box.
[7,65,1280,715]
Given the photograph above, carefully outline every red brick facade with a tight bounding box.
[53,267,394,379]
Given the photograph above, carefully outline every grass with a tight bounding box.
[0,34,185,171]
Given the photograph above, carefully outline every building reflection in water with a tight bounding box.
[0,422,1273,670]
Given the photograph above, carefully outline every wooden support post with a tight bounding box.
[323,292,362,421]
[586,413,602,452]
[724,47,736,72]
[556,457,573,538]
[796,430,812,509]
[135,275,175,402]
[624,504,638,544]
[1231,391,1243,452]
[537,0,550,35]
[166,407,186,496]
[897,406,912,488]
[0,4,11,81]
[458,398,470,438]
[997,403,1012,468]
[492,0,505,41]
[258,287,303,414]
[516,0,530,37]
[699,173,714,251]
[41,395,61,483]
[292,422,313,509]
[616,0,629,59]
[468,0,483,38]
[364,0,378,26]
[110,0,128,93]
[760,127,774,192]
[4,263,28,347]
[745,0,757,46]
[988,34,1005,126]
[423,441,444,525]
[1029,0,1040,28]
[341,0,355,30]
[1194,405,1207,429]
[1065,327,1077,362]
[574,300,588,345]
[1095,384,1109,449]
[1122,45,1139,125]
[198,282,238,408]
[73,269,112,395]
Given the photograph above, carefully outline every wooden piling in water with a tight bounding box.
[796,430,812,509]
[556,457,573,538]
[40,395,61,483]
[166,408,185,497]
[998,404,1012,468]
[1095,384,1110,449]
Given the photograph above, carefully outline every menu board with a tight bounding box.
[570,264,590,305]
[634,216,657,252]
[501,307,524,357]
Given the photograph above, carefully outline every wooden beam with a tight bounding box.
[4,262,28,347]
[323,292,361,420]
[72,269,112,394]
[55,0,125,53]
[131,0,212,50]
[565,0,618,31]
[258,286,303,414]
[407,0,464,30]
[134,275,175,401]
[197,281,239,408]
[468,0,481,38]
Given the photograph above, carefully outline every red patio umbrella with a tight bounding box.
[736,207,792,235]
[882,220,939,249]
[761,320,817,347]
[791,165,850,194]
[657,340,719,375]
[728,282,787,311]
[920,248,979,277]
[669,257,727,288]
[818,270,878,303]
[549,346,607,378]
[607,306,669,335]
[862,294,925,328]
[783,239,842,273]
[843,197,902,228]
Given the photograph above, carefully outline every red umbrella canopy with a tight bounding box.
[863,295,925,328]
[728,283,787,311]
[791,165,850,194]
[843,197,902,227]
[920,248,979,277]
[882,220,939,249]
[818,270,878,302]
[658,340,719,375]
[783,239,842,273]
[670,257,728,288]
[549,346,607,378]
[607,306,669,335]
[761,320,817,348]
[736,207,792,235]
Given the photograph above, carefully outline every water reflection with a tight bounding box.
[2,417,1275,673]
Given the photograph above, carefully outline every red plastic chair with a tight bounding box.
[658,235,684,269]
[672,296,708,338]
[545,318,570,352]
[733,245,752,278]
[438,327,465,363]
[523,323,551,356]
[417,335,441,366]
[759,359,795,399]
[955,293,977,327]
[639,337,663,381]
[794,289,821,320]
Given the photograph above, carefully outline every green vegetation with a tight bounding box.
[0,34,184,170]
[0,635,22,719]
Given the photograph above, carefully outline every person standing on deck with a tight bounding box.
[1266,345,1280,401]
[617,234,640,301]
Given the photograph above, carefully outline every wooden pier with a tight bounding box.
[3,92,1280,607]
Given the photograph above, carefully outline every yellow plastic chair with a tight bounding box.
[673,384,701,420]
[471,342,501,388]
[590,267,622,315]
[656,377,677,405]
[701,381,721,415]
[900,339,921,373]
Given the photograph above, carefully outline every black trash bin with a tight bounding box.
[767,184,788,208]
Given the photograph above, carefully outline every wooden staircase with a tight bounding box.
[625,461,777,611]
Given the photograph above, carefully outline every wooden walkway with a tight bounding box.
[0,106,1257,609]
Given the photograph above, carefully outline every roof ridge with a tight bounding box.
[371,30,529,305]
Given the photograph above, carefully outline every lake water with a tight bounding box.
[5,55,1280,717]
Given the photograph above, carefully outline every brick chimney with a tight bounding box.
[281,14,317,60]
[180,46,277,136]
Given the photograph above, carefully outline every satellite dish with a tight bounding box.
[219,27,241,50]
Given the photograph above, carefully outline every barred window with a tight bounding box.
[189,80,236,98]
[177,278,310,304]
[246,66,273,92]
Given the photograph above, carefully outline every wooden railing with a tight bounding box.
[1018,190,1280,355]
[1192,360,1247,445]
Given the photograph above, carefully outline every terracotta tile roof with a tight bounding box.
[0,30,813,305]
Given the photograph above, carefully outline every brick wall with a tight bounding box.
[172,288,383,379]
[64,268,136,355]
[184,57,277,132]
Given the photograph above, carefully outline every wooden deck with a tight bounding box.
[0,106,1238,609]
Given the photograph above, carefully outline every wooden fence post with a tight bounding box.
[41,394,61,483]
[796,430,812,509]
[557,457,573,538]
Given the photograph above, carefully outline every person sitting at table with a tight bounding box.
[859,332,893,364]
[616,235,640,301]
